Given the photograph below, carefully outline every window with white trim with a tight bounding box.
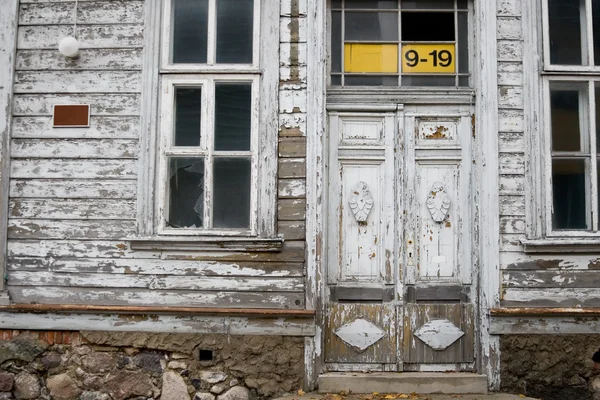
[329,0,472,87]
[541,0,600,234]
[154,0,277,237]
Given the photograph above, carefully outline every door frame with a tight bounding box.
[304,0,501,389]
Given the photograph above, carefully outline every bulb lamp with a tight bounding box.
[58,36,80,58]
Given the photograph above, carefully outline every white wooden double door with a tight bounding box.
[324,104,476,371]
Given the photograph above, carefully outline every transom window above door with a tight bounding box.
[330,0,470,87]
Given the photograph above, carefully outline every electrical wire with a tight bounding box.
[73,0,78,39]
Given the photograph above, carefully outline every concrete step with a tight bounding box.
[317,372,488,394]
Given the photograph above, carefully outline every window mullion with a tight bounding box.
[454,0,458,87]
[590,80,599,230]
[397,2,402,86]
[341,0,345,86]
[251,79,259,234]
[204,80,215,228]
[207,0,216,65]
[541,0,551,68]
[586,0,595,65]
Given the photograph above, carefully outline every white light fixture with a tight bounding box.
[59,0,80,59]
[58,36,80,58]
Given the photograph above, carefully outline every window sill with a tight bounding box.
[130,236,284,252]
[520,238,600,253]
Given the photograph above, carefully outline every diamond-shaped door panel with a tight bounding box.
[414,318,464,351]
[334,318,386,353]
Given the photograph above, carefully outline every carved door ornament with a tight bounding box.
[349,181,374,223]
[426,182,451,223]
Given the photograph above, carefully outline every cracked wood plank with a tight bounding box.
[8,287,306,309]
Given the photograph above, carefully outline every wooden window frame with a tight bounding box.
[541,1,600,238]
[134,0,280,248]
[157,75,260,236]
[523,0,600,250]
[160,0,262,73]
[327,0,474,89]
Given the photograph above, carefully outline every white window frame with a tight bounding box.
[523,0,600,250]
[158,75,260,236]
[541,77,599,237]
[160,0,261,73]
[327,0,475,89]
[134,0,279,246]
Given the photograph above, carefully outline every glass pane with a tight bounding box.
[332,11,342,72]
[213,158,251,228]
[402,75,455,86]
[344,75,398,85]
[332,0,342,7]
[346,0,397,9]
[458,75,469,87]
[331,75,342,85]
[216,0,253,63]
[174,88,201,147]
[457,0,468,10]
[214,83,252,151]
[548,0,583,65]
[168,157,205,228]
[172,0,208,63]
[402,12,454,41]
[344,43,398,73]
[552,158,589,230]
[458,12,469,73]
[550,86,583,152]
[402,0,454,9]
[595,0,600,65]
[345,12,398,41]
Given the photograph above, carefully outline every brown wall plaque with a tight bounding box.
[53,104,90,128]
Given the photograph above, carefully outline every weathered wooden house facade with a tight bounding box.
[1,0,600,398]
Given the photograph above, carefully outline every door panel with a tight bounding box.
[416,162,459,280]
[325,303,397,365]
[403,303,475,364]
[327,112,397,285]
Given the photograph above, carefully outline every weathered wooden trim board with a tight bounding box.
[0,0,19,302]
[490,315,600,335]
[0,312,315,336]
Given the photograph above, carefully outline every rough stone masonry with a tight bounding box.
[0,331,304,399]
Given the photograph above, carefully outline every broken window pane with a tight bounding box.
[552,158,589,230]
[174,88,202,147]
[214,83,252,151]
[213,158,251,228]
[548,0,583,65]
[216,0,254,63]
[172,0,208,63]
[550,85,584,152]
[168,157,205,228]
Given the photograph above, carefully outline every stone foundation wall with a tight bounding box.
[0,330,304,400]
[501,335,600,400]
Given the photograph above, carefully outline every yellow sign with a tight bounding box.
[344,43,398,73]
[401,43,455,73]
